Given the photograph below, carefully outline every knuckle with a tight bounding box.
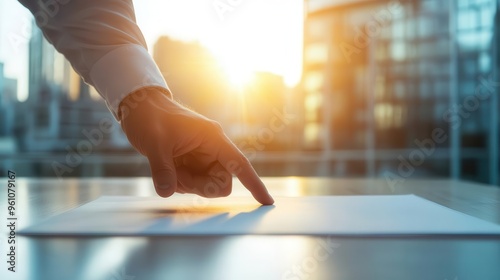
[208,120,224,134]
[237,154,252,168]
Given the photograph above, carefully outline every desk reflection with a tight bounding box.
[17,236,500,280]
[2,177,500,280]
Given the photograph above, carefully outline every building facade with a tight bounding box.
[0,62,17,138]
[303,0,500,184]
[0,62,17,175]
[3,23,134,177]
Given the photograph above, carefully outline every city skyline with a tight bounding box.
[1,0,499,186]
[0,0,304,101]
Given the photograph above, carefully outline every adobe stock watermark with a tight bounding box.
[238,106,296,161]
[169,107,295,221]
[9,0,73,52]
[213,0,245,21]
[340,0,402,63]
[108,267,135,280]
[8,17,31,55]
[172,155,260,224]
[51,117,116,178]
[52,69,159,178]
[282,236,340,280]
[384,75,500,191]
[6,171,18,273]
[31,0,73,27]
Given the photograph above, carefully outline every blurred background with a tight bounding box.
[0,0,499,186]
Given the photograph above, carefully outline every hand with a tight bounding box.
[118,87,274,205]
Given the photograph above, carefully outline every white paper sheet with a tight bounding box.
[19,195,500,236]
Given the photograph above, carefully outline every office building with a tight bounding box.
[0,62,17,137]
[7,22,132,176]
[302,0,499,184]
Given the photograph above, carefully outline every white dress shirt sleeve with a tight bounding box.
[18,0,169,121]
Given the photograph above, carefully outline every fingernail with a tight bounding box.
[159,184,171,190]
[156,184,176,198]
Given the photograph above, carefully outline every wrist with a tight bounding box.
[89,45,169,120]
[118,86,173,121]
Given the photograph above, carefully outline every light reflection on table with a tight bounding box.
[1,177,500,280]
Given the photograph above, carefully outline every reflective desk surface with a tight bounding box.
[1,177,500,280]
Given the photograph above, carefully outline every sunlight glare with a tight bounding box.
[221,60,254,88]
[134,0,303,88]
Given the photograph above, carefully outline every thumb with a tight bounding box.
[148,153,178,198]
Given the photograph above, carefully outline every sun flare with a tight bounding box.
[135,0,304,88]
[218,57,255,88]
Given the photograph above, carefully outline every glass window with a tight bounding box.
[392,20,405,39]
[307,18,328,40]
[458,31,482,50]
[305,93,322,122]
[480,6,494,27]
[394,81,405,99]
[390,41,406,61]
[304,72,324,92]
[305,43,328,64]
[479,52,491,72]
[458,9,479,30]
[304,123,321,148]
[419,81,432,99]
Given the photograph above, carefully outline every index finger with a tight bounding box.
[215,135,275,205]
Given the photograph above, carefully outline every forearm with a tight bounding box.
[18,0,169,120]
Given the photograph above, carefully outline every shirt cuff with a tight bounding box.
[89,44,168,121]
